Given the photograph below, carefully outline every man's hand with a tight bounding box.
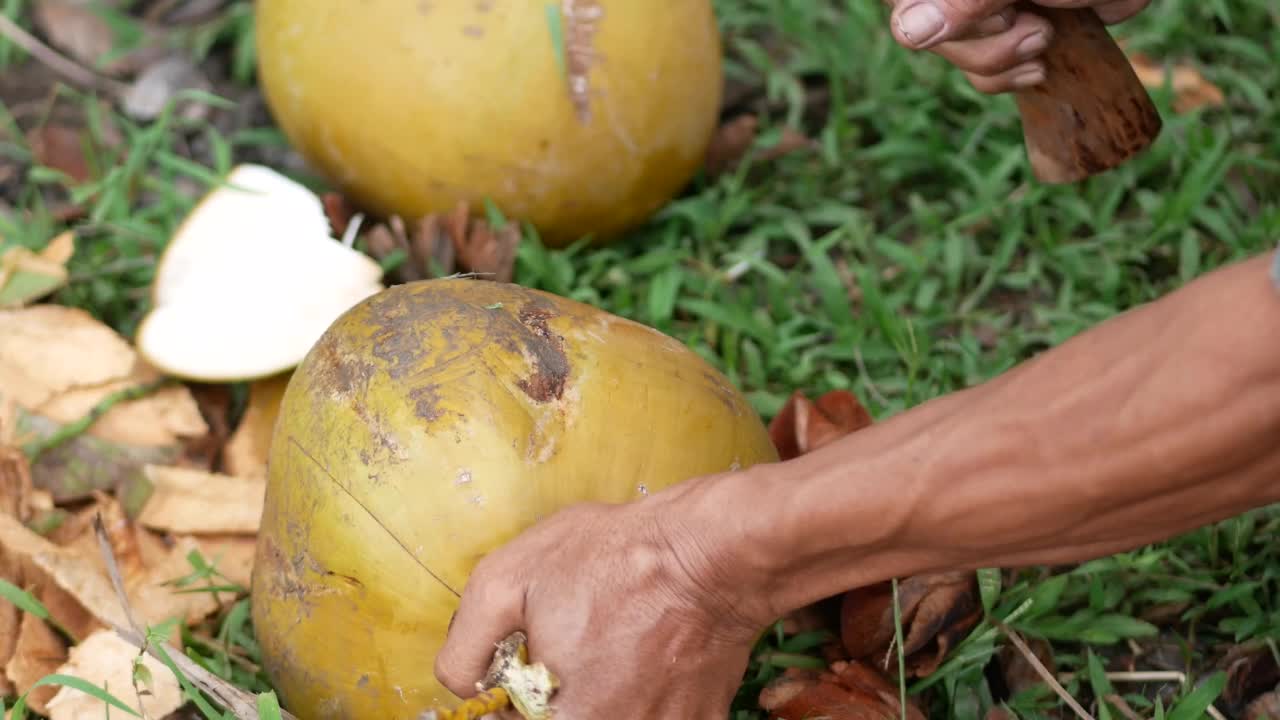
[888,0,1151,93]
[433,478,771,719]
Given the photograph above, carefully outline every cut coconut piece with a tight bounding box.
[136,163,385,382]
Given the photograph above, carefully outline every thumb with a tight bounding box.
[889,0,1017,49]
[434,572,527,698]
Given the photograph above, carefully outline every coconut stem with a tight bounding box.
[420,631,560,720]
[420,688,512,720]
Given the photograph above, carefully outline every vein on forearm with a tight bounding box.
[913,254,1280,557]
[750,252,1280,615]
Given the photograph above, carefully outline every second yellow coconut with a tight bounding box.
[254,0,725,246]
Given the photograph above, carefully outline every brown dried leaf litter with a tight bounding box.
[1124,48,1226,114]
[758,389,979,720]
[0,301,269,718]
[0,304,208,448]
[759,386,1278,719]
[0,231,75,310]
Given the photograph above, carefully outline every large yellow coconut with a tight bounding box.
[253,0,725,247]
[250,279,778,718]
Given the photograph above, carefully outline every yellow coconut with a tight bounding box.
[250,278,778,718]
[253,0,725,247]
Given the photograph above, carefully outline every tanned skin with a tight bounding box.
[884,0,1153,93]
[434,3,1279,718]
[434,252,1280,718]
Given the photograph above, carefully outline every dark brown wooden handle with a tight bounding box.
[1011,3,1163,184]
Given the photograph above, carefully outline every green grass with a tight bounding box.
[1,0,1278,718]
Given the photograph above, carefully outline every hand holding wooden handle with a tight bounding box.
[1011,3,1162,183]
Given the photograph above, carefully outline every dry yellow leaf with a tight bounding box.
[0,232,75,309]
[21,497,152,640]
[1128,52,1225,114]
[0,446,32,525]
[0,445,32,695]
[0,304,208,448]
[0,512,127,631]
[189,534,257,589]
[223,372,290,479]
[128,536,222,627]
[3,612,67,715]
[44,629,183,720]
[57,499,222,630]
[40,232,75,265]
[137,465,266,535]
[0,511,221,642]
[0,621,13,697]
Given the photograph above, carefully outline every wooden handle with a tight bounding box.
[1011,4,1162,184]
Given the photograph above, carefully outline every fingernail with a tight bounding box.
[1011,65,1047,89]
[1016,32,1049,59]
[895,3,946,47]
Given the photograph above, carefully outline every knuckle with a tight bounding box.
[968,53,1012,76]
[966,72,1006,94]
[949,0,996,23]
[933,43,1007,76]
[464,570,510,607]
[433,655,472,695]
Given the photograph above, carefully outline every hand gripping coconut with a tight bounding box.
[249,279,779,718]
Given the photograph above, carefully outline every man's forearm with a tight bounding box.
[729,251,1280,617]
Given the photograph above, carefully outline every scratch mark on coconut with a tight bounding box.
[562,0,603,124]
[702,370,744,416]
[324,570,365,590]
[288,436,462,598]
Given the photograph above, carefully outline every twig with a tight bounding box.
[1085,671,1186,684]
[93,514,141,635]
[993,620,1095,720]
[1055,670,1229,720]
[1103,694,1143,720]
[22,378,172,460]
[92,513,301,720]
[891,578,907,720]
[0,13,126,96]
[853,347,890,407]
[112,622,299,720]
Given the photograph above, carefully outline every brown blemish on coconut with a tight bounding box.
[312,332,376,400]
[515,305,571,402]
[367,290,433,380]
[562,0,603,124]
[409,384,445,422]
[256,533,321,618]
[362,284,488,384]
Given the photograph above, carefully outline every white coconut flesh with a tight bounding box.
[136,164,385,382]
